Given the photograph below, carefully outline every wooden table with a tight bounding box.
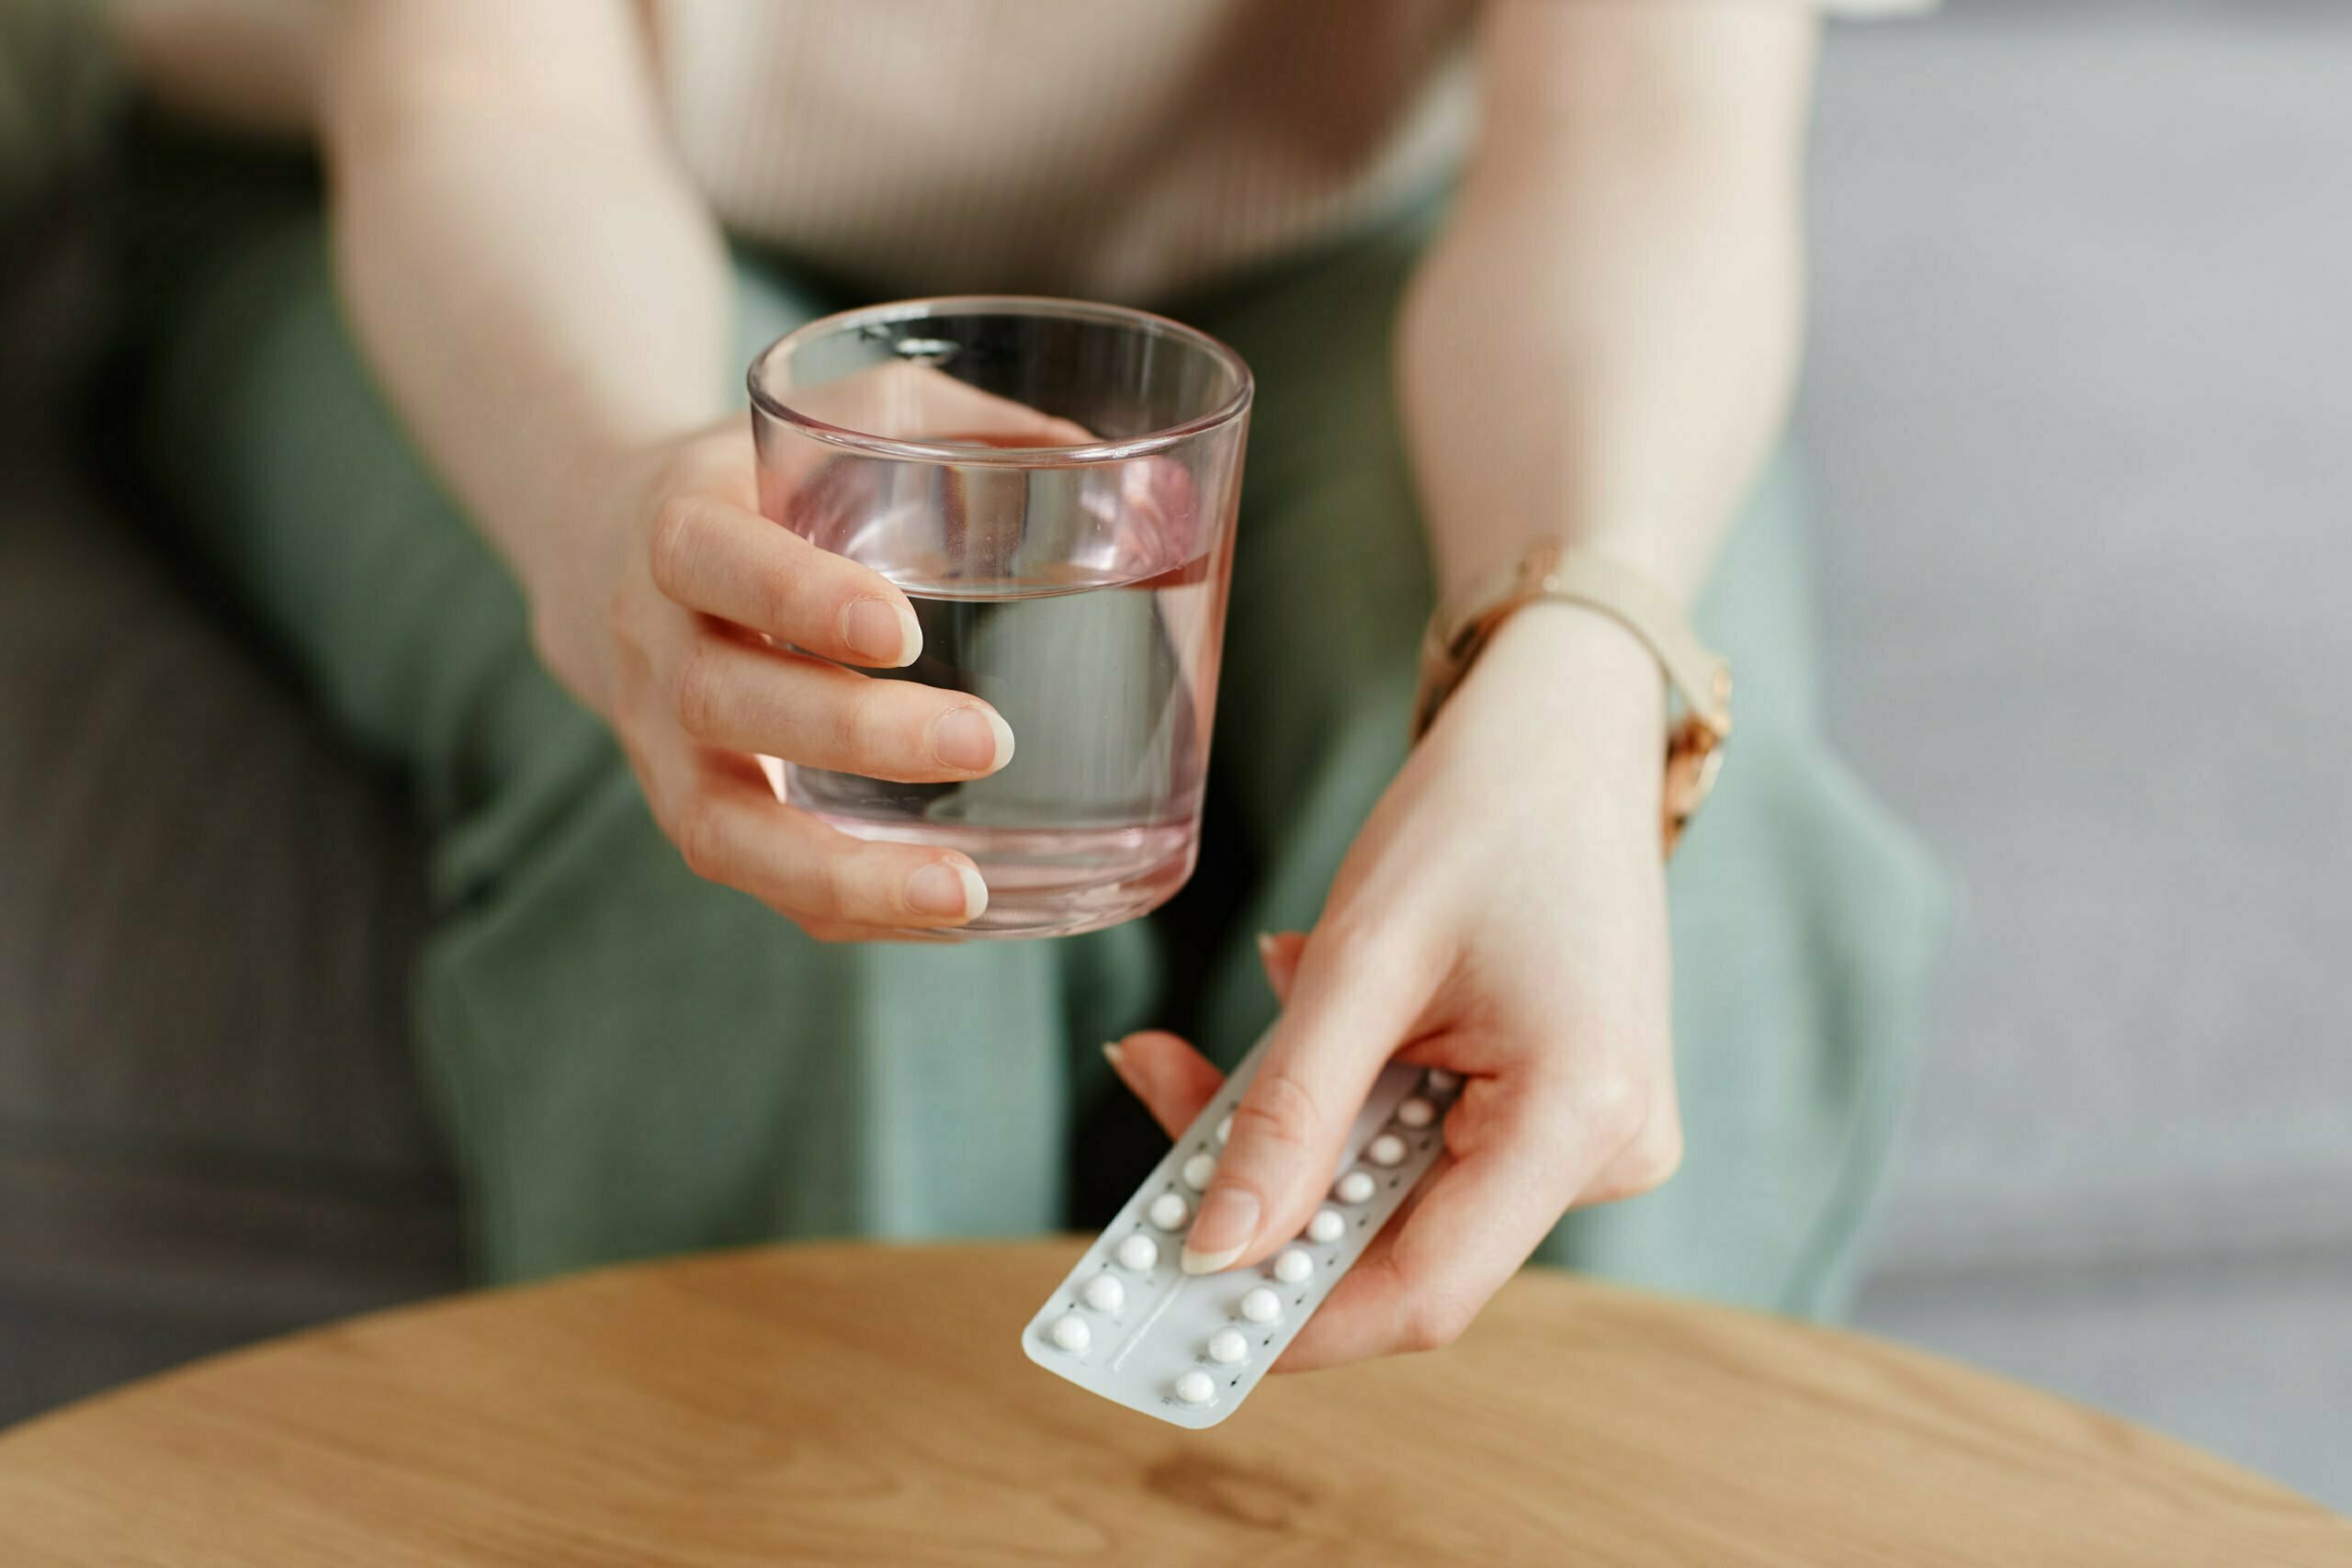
[0,1242,2341,1564]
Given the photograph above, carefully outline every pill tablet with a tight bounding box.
[1426,1068,1462,1093]
[1026,1031,1455,1429]
[1367,1133,1408,1168]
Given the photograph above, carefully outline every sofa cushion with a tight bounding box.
[0,469,462,1420]
[0,476,444,1177]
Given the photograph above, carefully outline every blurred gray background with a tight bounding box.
[2,0,2347,1517]
[1805,0,2352,1511]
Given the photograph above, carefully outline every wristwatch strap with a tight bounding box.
[1412,541,1733,855]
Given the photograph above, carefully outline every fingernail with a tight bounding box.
[1181,1185,1261,1274]
[931,705,1013,772]
[1255,931,1279,968]
[842,597,920,665]
[905,860,986,919]
[1101,1040,1125,1067]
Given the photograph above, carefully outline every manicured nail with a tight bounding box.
[842,596,920,665]
[905,860,986,919]
[931,705,1014,772]
[1255,931,1280,969]
[1101,1040,1125,1067]
[1181,1185,1261,1274]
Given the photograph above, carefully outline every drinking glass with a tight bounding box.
[748,299,1252,940]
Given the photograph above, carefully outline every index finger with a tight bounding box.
[649,495,924,668]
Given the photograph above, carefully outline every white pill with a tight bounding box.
[1426,1068,1462,1093]
[1216,1113,1233,1145]
[1396,1096,1436,1129]
[1240,1286,1283,1324]
[1207,1327,1250,1365]
[1367,1133,1408,1168]
[1175,1370,1217,1405]
[1307,1208,1347,1245]
[1148,1192,1191,1230]
[1273,1247,1314,1284]
[1115,1234,1160,1271]
[1334,1170,1376,1204]
[1082,1274,1125,1313]
[1049,1313,1091,1352]
[1182,1153,1217,1190]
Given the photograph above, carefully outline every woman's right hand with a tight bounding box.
[526,417,1012,941]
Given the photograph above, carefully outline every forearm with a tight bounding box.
[321,0,730,595]
[1398,2,1816,607]
[1175,16,1828,1356]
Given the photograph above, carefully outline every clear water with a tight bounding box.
[781,444,1233,937]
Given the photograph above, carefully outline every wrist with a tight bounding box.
[1443,602,1668,784]
[1474,599,1663,710]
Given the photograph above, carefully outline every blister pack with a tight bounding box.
[1022,1032,1457,1427]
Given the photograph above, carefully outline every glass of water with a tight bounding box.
[748,299,1252,940]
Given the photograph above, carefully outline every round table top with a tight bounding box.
[0,1242,2341,1565]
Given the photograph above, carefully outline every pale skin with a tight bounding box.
[125,0,1816,1367]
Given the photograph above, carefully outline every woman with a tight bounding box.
[114,0,1944,1371]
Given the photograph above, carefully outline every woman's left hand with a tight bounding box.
[1106,603,1686,1371]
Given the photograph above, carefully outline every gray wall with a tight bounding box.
[1804,1,2352,1510]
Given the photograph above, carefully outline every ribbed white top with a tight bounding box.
[649,0,1930,303]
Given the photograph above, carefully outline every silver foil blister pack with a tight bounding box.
[1022,1032,1457,1427]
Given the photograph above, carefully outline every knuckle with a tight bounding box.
[809,848,863,924]
[1234,1064,1328,1156]
[648,496,703,595]
[1574,1066,1654,1154]
[781,907,845,943]
[673,799,729,885]
[1600,1118,1685,1201]
[1318,908,1434,989]
[670,638,726,740]
[1630,1118,1686,1188]
[834,683,893,771]
[755,558,804,637]
[1399,1292,1477,1356]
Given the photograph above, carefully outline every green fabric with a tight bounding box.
[141,199,1949,1314]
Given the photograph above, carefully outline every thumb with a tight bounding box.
[1181,934,1433,1275]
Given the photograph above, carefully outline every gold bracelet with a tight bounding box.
[1411,540,1732,856]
